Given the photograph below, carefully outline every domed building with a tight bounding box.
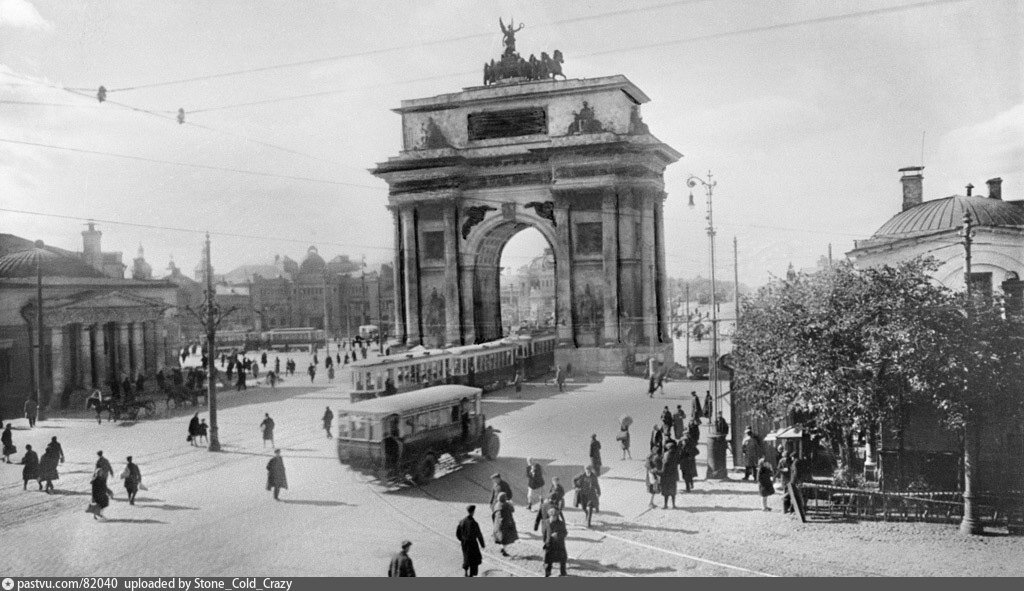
[848,167,1023,308]
[847,167,1024,491]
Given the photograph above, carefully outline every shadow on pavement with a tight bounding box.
[569,558,676,576]
[138,503,199,511]
[693,487,761,496]
[680,505,760,513]
[100,518,167,524]
[49,489,89,496]
[593,521,697,535]
[279,499,356,507]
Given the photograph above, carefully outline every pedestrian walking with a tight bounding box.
[87,388,104,424]
[645,449,663,508]
[661,406,673,433]
[650,423,665,455]
[274,357,280,375]
[387,541,416,577]
[689,391,703,425]
[757,457,775,511]
[589,433,602,473]
[648,374,658,398]
[533,492,562,532]
[38,437,63,492]
[188,413,200,446]
[513,370,522,396]
[741,427,762,480]
[327,366,335,382]
[1,423,15,463]
[267,370,277,389]
[235,369,246,392]
[307,364,316,383]
[704,391,713,420]
[335,353,340,365]
[266,449,288,500]
[491,492,518,556]
[89,466,110,519]
[252,362,260,379]
[679,435,699,492]
[121,456,142,505]
[21,444,39,490]
[672,405,686,440]
[95,451,114,500]
[573,465,601,528]
[261,352,268,366]
[198,419,209,444]
[660,441,680,509]
[778,451,798,514]
[687,419,700,444]
[617,424,631,460]
[24,397,38,428]
[322,407,334,438]
[260,414,276,448]
[548,476,565,510]
[489,473,512,509]
[542,506,568,577]
[455,505,485,577]
[525,460,545,510]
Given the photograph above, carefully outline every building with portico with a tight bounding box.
[0,230,177,418]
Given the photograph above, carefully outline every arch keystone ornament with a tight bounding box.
[373,38,681,373]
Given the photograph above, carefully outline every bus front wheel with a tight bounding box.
[482,432,500,460]
[414,454,436,485]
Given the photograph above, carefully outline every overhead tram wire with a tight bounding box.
[172,0,974,115]
[95,0,714,94]
[0,137,379,189]
[0,70,351,169]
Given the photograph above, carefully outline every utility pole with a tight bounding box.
[376,265,385,355]
[33,241,44,414]
[688,171,728,479]
[733,237,740,330]
[322,269,330,338]
[684,283,691,376]
[960,211,982,535]
[203,233,221,452]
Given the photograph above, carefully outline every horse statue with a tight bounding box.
[549,50,566,80]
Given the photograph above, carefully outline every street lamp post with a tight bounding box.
[960,211,983,535]
[688,171,728,480]
[201,233,222,452]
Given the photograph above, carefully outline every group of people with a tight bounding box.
[742,427,803,513]
[87,450,144,518]
[186,413,210,446]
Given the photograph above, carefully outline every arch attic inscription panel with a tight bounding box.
[373,75,681,374]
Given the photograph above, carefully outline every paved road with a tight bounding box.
[2,373,1021,577]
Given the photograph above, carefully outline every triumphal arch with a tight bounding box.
[373,31,680,373]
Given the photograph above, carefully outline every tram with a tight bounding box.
[336,385,500,484]
[349,348,451,402]
[261,327,326,351]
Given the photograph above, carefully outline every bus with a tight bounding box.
[336,385,500,484]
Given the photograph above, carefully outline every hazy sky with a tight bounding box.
[2,0,1021,286]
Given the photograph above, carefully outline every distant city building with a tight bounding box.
[500,248,555,331]
[0,228,177,418]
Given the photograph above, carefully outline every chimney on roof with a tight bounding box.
[82,221,103,271]
[986,177,1002,200]
[966,183,974,196]
[899,166,924,211]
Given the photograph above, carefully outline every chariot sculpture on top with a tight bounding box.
[484,19,567,85]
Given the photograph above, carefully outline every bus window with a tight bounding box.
[450,405,460,422]
[416,412,430,432]
[428,409,442,429]
[337,414,350,438]
[350,416,369,440]
[404,416,416,436]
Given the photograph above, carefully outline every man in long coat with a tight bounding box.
[266,449,287,500]
[659,441,680,509]
[322,407,333,439]
[689,391,703,425]
[542,507,568,577]
[387,541,415,577]
[261,414,275,448]
[21,444,39,490]
[188,413,200,446]
[455,505,485,577]
[741,427,762,480]
[589,434,602,474]
[672,406,686,440]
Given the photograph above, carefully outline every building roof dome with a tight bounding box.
[0,240,107,279]
[299,245,326,275]
[873,195,1024,238]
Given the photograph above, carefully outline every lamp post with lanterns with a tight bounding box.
[688,171,729,479]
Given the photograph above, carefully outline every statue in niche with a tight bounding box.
[567,101,605,135]
[424,288,446,344]
[628,106,650,135]
[461,205,496,239]
[502,202,516,221]
[499,17,525,57]
[419,117,451,150]
[525,201,556,226]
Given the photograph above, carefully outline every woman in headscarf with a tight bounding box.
[491,491,518,556]
[90,466,110,519]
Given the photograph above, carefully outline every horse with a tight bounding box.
[549,50,566,80]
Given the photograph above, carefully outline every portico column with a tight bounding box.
[442,203,461,346]
[117,322,131,380]
[94,325,108,388]
[459,262,477,345]
[553,198,575,347]
[154,319,167,371]
[79,324,93,388]
[391,208,407,345]
[132,322,145,376]
[400,207,421,345]
[602,191,620,345]
[50,327,65,404]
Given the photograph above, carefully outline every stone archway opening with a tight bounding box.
[496,226,556,337]
[473,222,557,343]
